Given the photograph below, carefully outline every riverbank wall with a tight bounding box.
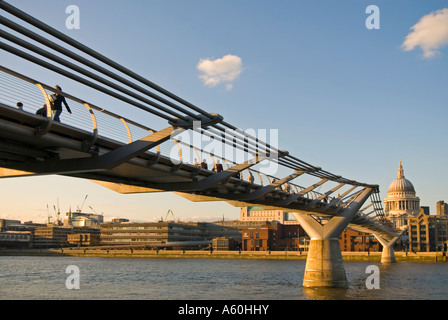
[1,248,446,262]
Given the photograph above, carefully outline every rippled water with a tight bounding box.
[0,256,447,300]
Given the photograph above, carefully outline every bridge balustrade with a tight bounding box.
[2,67,319,199]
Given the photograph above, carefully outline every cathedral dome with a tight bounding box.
[384,160,420,229]
[388,177,415,193]
[387,161,415,193]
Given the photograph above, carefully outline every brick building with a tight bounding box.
[242,221,306,251]
[212,237,240,251]
[338,228,381,252]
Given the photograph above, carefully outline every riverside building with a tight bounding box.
[339,228,381,252]
[64,211,104,228]
[241,221,306,251]
[408,209,448,252]
[33,224,100,248]
[100,221,241,248]
[239,206,298,225]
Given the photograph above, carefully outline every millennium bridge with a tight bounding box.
[0,1,404,288]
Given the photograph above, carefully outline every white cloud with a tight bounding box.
[197,54,243,90]
[402,8,448,59]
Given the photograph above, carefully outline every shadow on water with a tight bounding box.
[299,262,400,300]
[302,287,354,300]
[299,261,448,300]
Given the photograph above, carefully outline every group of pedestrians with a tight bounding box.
[192,157,294,193]
[16,85,72,122]
[193,158,224,173]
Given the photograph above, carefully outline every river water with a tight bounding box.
[0,256,447,300]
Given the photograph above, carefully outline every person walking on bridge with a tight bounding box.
[50,85,72,122]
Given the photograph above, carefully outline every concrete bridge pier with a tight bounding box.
[292,187,373,288]
[301,236,347,288]
[374,234,401,263]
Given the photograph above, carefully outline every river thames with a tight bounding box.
[1,256,447,300]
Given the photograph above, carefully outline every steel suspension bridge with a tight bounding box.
[0,1,404,288]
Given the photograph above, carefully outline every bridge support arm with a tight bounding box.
[292,187,373,288]
[277,178,332,208]
[374,233,402,263]
[89,153,272,193]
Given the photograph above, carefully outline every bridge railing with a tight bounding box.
[2,67,327,199]
[1,66,162,146]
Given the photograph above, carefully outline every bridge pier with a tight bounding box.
[293,212,348,288]
[302,238,347,288]
[292,187,373,288]
[374,233,401,263]
[381,246,396,263]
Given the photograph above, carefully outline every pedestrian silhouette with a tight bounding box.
[16,102,24,111]
[201,159,208,170]
[50,85,72,122]
[216,160,224,172]
[36,104,48,117]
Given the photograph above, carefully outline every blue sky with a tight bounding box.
[1,0,447,223]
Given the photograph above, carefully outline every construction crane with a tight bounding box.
[56,198,61,224]
[47,204,51,224]
[77,195,88,212]
[89,206,103,216]
[161,209,177,222]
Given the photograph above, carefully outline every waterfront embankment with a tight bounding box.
[1,248,446,262]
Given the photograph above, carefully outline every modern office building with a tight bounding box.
[33,224,72,248]
[100,221,241,248]
[32,223,100,248]
[0,219,21,231]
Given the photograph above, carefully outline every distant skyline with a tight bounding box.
[1,0,447,223]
